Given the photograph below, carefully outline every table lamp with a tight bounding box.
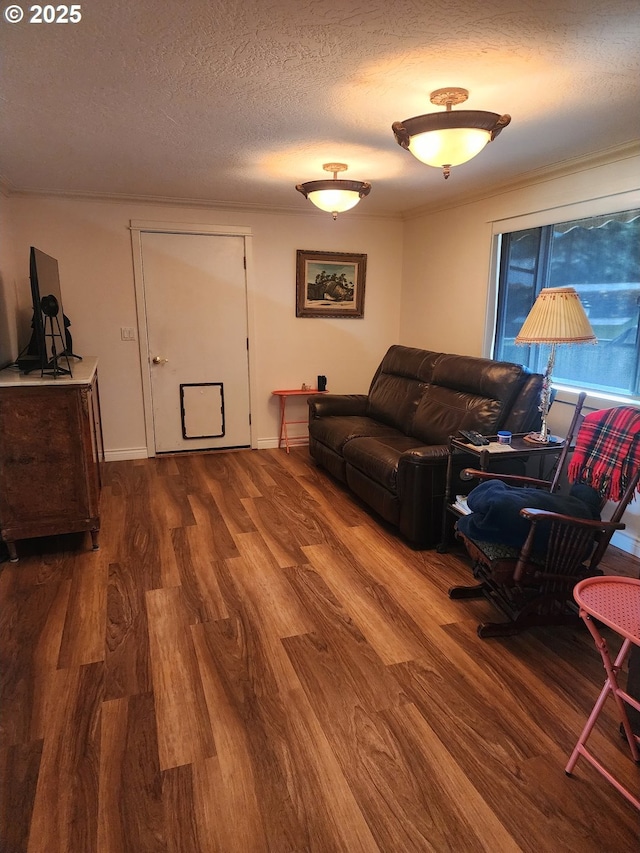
[515,286,596,443]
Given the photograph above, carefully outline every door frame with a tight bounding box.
[130,220,257,456]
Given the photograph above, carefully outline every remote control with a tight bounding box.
[459,429,490,446]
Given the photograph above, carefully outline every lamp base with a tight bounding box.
[523,431,560,445]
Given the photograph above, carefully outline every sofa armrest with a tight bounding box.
[308,394,369,419]
[395,445,450,545]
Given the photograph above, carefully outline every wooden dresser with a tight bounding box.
[0,357,104,561]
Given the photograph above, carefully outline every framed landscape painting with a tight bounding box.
[296,249,367,318]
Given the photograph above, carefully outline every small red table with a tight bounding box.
[272,389,325,453]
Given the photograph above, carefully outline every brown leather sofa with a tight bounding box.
[307,345,544,547]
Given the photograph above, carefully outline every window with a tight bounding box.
[494,209,640,398]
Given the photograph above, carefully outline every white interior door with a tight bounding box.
[140,231,251,452]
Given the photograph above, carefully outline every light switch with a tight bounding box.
[120,327,136,341]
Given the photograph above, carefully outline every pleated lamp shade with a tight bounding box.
[515,287,596,344]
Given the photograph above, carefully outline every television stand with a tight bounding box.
[0,358,104,561]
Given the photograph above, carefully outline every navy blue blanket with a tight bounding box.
[456,481,601,551]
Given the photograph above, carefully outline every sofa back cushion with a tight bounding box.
[410,354,528,444]
[502,373,544,433]
[366,346,441,432]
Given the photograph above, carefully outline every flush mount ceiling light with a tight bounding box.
[392,87,511,179]
[296,163,371,220]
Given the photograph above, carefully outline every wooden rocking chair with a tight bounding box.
[449,399,640,638]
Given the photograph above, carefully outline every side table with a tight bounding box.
[272,389,326,453]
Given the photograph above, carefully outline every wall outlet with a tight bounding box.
[120,327,136,341]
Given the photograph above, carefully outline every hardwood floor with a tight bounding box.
[1,447,639,852]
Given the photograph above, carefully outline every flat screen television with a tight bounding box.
[20,247,74,375]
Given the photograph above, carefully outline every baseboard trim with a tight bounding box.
[611,529,640,558]
[104,447,149,462]
[256,437,309,450]
[104,441,310,458]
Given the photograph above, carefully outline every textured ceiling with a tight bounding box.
[1,0,639,216]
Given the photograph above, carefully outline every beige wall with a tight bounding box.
[399,148,640,554]
[0,193,20,368]
[3,197,403,456]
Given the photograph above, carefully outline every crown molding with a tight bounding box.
[401,140,640,221]
[5,140,637,221]
[5,186,401,220]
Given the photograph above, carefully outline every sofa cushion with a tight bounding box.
[309,415,401,455]
[371,344,441,385]
[411,386,504,444]
[367,375,425,432]
[366,346,442,432]
[343,434,426,492]
[410,355,529,443]
[432,353,527,403]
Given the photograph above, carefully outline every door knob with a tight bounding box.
[152,356,169,364]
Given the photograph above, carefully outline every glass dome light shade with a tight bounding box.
[296,176,371,216]
[408,126,491,167]
[393,108,511,172]
[306,188,362,213]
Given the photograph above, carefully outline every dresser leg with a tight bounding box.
[90,529,100,551]
[7,541,18,562]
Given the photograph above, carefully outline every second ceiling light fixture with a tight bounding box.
[296,86,511,217]
[295,163,372,220]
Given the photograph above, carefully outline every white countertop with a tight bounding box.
[0,356,98,388]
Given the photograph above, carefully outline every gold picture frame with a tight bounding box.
[296,249,367,318]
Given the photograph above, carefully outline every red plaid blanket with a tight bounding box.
[568,406,640,502]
